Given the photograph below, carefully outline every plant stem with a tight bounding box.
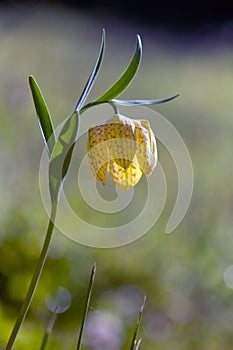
[5,201,58,350]
[40,307,58,350]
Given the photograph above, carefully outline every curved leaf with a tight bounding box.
[49,111,79,201]
[29,75,56,156]
[75,29,105,112]
[94,34,142,103]
[113,94,180,106]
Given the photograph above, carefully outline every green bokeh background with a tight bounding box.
[0,4,233,349]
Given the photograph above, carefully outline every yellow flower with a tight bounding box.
[87,114,157,189]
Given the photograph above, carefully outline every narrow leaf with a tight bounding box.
[29,75,56,156]
[94,34,142,103]
[75,30,105,112]
[113,94,180,106]
[76,263,96,350]
[129,296,146,350]
[49,111,79,201]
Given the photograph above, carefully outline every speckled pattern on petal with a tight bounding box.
[135,120,157,176]
[87,125,108,184]
[87,114,157,189]
[109,159,142,190]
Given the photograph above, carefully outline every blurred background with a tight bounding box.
[0,1,233,349]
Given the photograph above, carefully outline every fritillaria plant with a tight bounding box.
[5,30,178,349]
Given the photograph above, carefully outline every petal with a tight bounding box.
[109,159,142,190]
[87,126,109,184]
[105,114,136,169]
[95,162,108,184]
[135,120,157,176]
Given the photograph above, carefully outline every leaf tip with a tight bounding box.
[140,296,147,314]
[136,34,142,44]
[171,93,180,101]
[28,75,35,87]
[91,262,97,279]
[101,29,106,49]
[136,34,142,54]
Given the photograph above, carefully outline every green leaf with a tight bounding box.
[129,297,146,350]
[113,94,180,106]
[75,29,105,112]
[76,263,96,350]
[49,111,79,201]
[94,34,142,103]
[29,75,56,156]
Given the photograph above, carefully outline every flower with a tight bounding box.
[87,114,157,190]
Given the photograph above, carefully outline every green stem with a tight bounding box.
[5,201,58,350]
[108,101,119,114]
[40,332,49,350]
[40,307,58,350]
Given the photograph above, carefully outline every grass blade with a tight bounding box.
[76,263,96,350]
[129,296,146,350]
[29,75,56,156]
[75,30,105,111]
[94,34,142,103]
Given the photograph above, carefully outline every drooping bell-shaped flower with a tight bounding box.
[87,114,157,190]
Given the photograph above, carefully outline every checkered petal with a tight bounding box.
[105,114,136,169]
[135,120,157,176]
[87,125,108,184]
[109,159,142,190]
